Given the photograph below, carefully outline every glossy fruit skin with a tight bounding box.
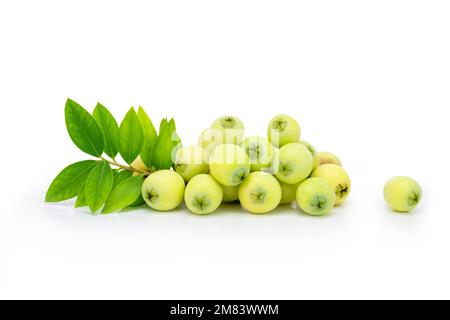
[241,136,278,173]
[318,151,342,167]
[211,116,244,145]
[296,177,336,216]
[174,145,209,182]
[311,164,351,206]
[209,144,251,187]
[209,173,240,202]
[267,114,301,147]
[238,172,282,214]
[300,140,320,170]
[278,180,299,204]
[384,176,422,212]
[142,170,185,211]
[185,174,223,215]
[275,143,313,184]
[198,128,225,154]
[221,184,240,202]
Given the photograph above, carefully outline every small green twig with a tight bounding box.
[101,157,151,176]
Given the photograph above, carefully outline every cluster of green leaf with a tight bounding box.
[45,98,181,214]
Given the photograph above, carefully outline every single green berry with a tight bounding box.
[384,176,422,212]
[142,170,185,211]
[185,174,223,215]
[311,164,351,206]
[209,144,251,187]
[174,145,209,182]
[318,151,342,167]
[296,177,336,216]
[198,128,224,154]
[241,136,278,173]
[275,143,313,184]
[267,114,301,147]
[299,140,320,170]
[278,179,299,204]
[211,116,245,145]
[238,172,282,214]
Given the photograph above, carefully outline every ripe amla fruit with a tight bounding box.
[208,173,240,202]
[278,179,299,205]
[300,140,320,170]
[142,170,185,211]
[311,164,351,206]
[174,145,209,182]
[209,144,251,187]
[238,172,282,214]
[211,116,244,145]
[268,114,301,147]
[384,176,422,212]
[198,128,224,154]
[241,136,279,173]
[296,177,336,216]
[185,174,223,215]
[221,184,240,202]
[276,143,313,184]
[318,151,342,167]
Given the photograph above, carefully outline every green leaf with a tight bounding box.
[65,98,104,157]
[116,168,146,208]
[151,118,180,170]
[112,170,146,208]
[169,118,182,165]
[85,161,114,213]
[137,107,157,168]
[102,176,144,214]
[151,119,170,170]
[112,170,133,188]
[45,160,97,202]
[75,184,87,208]
[118,108,144,165]
[93,103,119,159]
[129,194,146,207]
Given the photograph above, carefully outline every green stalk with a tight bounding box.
[100,157,152,176]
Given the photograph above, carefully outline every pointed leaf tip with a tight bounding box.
[65,99,104,157]
[118,108,144,165]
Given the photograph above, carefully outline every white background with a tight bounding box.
[1,0,449,300]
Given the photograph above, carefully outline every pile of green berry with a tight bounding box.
[46,99,422,215]
[140,115,352,216]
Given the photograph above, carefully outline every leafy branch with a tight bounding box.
[45,98,181,214]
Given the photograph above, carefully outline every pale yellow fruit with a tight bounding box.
[131,156,150,176]
[184,174,223,215]
[238,172,282,214]
[300,140,320,170]
[268,114,301,147]
[318,151,342,167]
[278,180,299,204]
[142,170,185,211]
[384,176,422,212]
[221,184,240,202]
[209,144,251,187]
[174,145,209,182]
[241,136,278,173]
[211,116,245,145]
[198,128,224,154]
[311,164,351,206]
[296,177,336,216]
[275,143,313,184]
[209,173,240,202]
